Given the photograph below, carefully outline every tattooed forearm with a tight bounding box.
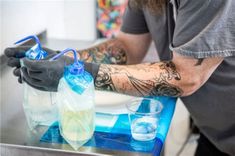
[95,61,183,97]
[94,65,116,91]
[77,39,127,64]
[195,58,204,66]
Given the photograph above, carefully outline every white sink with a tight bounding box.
[94,90,136,114]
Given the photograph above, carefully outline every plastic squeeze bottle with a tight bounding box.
[50,48,95,150]
[15,35,57,130]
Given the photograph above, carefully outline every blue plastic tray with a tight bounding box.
[40,96,176,156]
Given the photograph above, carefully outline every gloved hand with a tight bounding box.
[5,46,100,92]
[21,55,73,92]
[4,46,58,83]
[21,58,100,92]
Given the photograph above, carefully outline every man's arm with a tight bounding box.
[78,39,127,64]
[69,31,152,65]
[95,52,223,97]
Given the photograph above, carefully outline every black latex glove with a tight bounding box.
[4,46,58,83]
[5,46,100,92]
[21,54,73,92]
[21,57,100,92]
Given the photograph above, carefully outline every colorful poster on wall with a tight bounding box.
[97,0,128,38]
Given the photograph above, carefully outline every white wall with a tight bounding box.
[63,1,96,40]
[0,0,96,55]
[0,0,3,53]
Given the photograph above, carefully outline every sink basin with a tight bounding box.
[94,90,136,114]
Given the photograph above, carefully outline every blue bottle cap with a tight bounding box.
[69,62,84,75]
[51,48,93,94]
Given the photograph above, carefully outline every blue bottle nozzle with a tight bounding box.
[50,48,83,75]
[15,35,42,49]
[15,35,47,60]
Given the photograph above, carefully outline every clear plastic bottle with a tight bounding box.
[15,35,57,130]
[51,48,95,150]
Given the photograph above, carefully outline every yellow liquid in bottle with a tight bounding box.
[60,108,94,142]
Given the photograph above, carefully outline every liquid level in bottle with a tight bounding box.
[60,108,94,142]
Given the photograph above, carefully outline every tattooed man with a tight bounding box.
[4,0,235,155]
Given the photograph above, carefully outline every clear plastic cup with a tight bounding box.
[126,98,163,141]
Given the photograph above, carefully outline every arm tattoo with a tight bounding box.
[94,65,116,91]
[78,39,127,64]
[195,58,204,66]
[95,61,183,97]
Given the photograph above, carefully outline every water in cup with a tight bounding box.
[131,116,157,141]
[126,98,163,142]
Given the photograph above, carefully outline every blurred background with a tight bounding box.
[0,0,127,54]
[0,0,198,155]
